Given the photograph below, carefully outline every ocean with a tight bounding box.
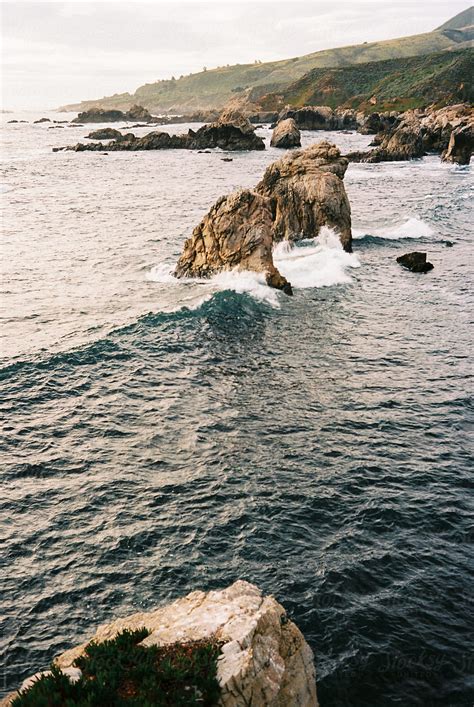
[1,113,473,705]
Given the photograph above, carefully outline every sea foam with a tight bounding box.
[353,217,434,240]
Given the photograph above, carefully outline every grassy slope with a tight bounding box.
[258,49,473,112]
[60,22,472,113]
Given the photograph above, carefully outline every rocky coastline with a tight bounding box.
[1,581,318,706]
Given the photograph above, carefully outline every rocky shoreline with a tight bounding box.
[1,581,318,706]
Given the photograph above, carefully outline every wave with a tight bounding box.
[148,227,360,307]
[353,217,434,241]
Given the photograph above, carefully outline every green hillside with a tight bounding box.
[258,49,473,112]
[60,9,474,113]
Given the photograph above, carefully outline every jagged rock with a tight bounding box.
[256,141,352,251]
[187,112,265,151]
[71,105,154,124]
[58,114,265,152]
[33,117,51,123]
[348,104,473,163]
[86,127,123,140]
[174,189,291,294]
[0,581,317,706]
[441,125,472,165]
[397,252,434,273]
[278,106,357,131]
[358,111,399,135]
[270,118,301,148]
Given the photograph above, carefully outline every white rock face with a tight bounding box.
[2,581,318,707]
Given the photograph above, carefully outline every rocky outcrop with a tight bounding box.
[348,104,473,163]
[72,104,155,124]
[187,113,265,150]
[174,141,352,293]
[85,127,123,141]
[174,189,292,294]
[397,252,434,273]
[271,118,301,148]
[357,111,399,135]
[441,125,472,165]
[1,581,317,707]
[256,141,352,251]
[58,113,265,152]
[277,106,358,131]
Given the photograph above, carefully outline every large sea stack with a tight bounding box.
[175,141,352,293]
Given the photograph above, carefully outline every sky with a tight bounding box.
[1,0,470,110]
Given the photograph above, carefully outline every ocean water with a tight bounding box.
[1,113,473,705]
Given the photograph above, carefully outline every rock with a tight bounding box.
[441,125,472,165]
[20,667,82,692]
[358,111,398,135]
[59,114,265,153]
[72,105,154,124]
[444,240,454,247]
[126,104,154,122]
[7,119,18,123]
[256,141,352,251]
[2,581,317,706]
[221,157,233,162]
[277,106,358,131]
[396,252,434,273]
[187,113,265,151]
[86,127,123,140]
[270,118,301,148]
[33,117,51,123]
[175,189,291,294]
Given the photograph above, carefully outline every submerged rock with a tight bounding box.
[174,189,292,294]
[441,125,472,165]
[270,118,301,148]
[2,581,318,706]
[256,141,352,251]
[33,117,51,123]
[397,252,434,273]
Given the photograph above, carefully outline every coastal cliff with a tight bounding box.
[2,581,317,706]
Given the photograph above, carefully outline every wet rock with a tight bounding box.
[7,120,18,123]
[175,189,291,293]
[397,252,434,273]
[278,106,358,131]
[256,140,352,251]
[221,157,233,162]
[33,117,51,123]
[270,118,301,148]
[441,125,472,165]
[86,127,123,141]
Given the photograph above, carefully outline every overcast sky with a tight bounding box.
[1,0,469,110]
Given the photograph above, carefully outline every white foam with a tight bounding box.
[274,227,360,288]
[0,184,10,193]
[353,217,434,240]
[146,227,359,308]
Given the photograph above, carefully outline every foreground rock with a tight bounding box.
[175,189,292,294]
[271,118,301,148]
[397,252,434,273]
[174,141,352,293]
[2,581,317,707]
[256,141,352,251]
[441,125,472,165]
[72,104,155,124]
[57,113,265,153]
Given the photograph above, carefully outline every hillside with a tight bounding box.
[258,49,473,113]
[60,8,474,114]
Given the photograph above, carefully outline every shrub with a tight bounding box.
[13,629,223,706]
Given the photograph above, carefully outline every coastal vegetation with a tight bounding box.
[13,630,223,706]
[59,8,473,114]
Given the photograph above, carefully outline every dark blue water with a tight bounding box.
[1,114,473,705]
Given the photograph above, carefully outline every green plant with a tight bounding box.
[13,629,223,706]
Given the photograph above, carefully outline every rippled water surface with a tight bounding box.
[1,113,473,705]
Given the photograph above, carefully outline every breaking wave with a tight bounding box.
[353,217,435,241]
